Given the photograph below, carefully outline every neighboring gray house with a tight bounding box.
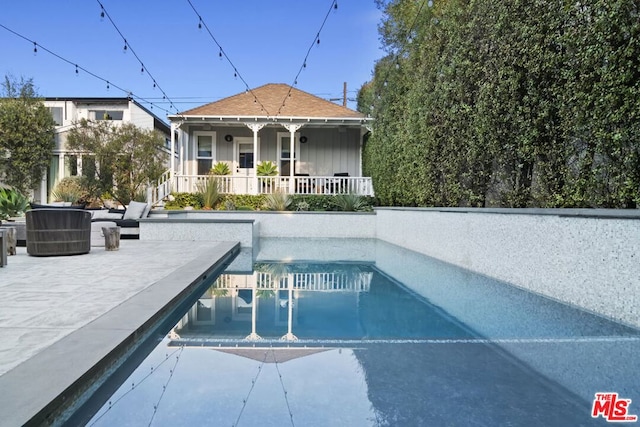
[39,97,171,203]
[165,84,373,197]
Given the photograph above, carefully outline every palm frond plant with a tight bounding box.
[196,177,221,209]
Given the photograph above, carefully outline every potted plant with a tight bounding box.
[257,161,278,191]
[209,162,231,176]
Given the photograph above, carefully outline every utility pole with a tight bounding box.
[343,82,347,107]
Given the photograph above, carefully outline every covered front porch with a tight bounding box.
[162,84,374,199]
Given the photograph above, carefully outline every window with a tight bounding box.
[66,155,78,176]
[238,143,254,169]
[90,110,124,120]
[195,132,215,175]
[277,133,301,176]
[48,107,63,125]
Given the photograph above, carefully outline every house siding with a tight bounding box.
[182,125,360,177]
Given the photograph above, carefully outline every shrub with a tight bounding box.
[163,192,203,210]
[220,194,266,211]
[50,176,85,203]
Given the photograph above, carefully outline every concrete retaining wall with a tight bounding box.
[375,207,640,328]
[147,210,376,239]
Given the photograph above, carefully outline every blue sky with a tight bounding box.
[1,1,384,116]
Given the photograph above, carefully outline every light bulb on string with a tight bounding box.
[100,8,105,21]
[219,49,223,60]
[303,62,307,69]
[198,18,202,30]
[153,81,157,89]
[140,65,145,75]
[33,42,37,56]
[123,41,128,54]
[334,2,338,11]
[75,65,79,76]
[106,81,110,91]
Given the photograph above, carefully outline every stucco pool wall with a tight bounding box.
[375,207,640,329]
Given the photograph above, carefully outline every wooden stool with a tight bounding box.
[102,226,121,251]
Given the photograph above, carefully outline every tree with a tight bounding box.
[66,119,167,205]
[0,75,55,193]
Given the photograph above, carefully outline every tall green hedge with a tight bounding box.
[362,0,640,208]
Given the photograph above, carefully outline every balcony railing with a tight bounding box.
[171,175,374,196]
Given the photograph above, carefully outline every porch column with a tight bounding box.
[170,122,177,180]
[244,123,266,195]
[283,124,302,193]
[58,155,65,181]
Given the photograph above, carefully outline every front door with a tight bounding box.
[234,138,254,193]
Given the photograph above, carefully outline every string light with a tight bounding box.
[123,41,128,54]
[33,42,37,55]
[276,0,339,116]
[100,7,105,21]
[186,0,271,116]
[96,0,183,118]
[198,17,202,30]
[0,23,176,115]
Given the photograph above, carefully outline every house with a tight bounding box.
[165,84,374,198]
[40,97,171,203]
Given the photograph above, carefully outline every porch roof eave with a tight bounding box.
[167,114,373,127]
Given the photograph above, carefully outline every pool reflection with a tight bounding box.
[169,262,476,343]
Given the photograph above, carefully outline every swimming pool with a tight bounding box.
[68,239,639,426]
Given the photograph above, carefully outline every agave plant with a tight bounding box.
[0,187,30,220]
[332,193,369,212]
[263,191,292,211]
[196,177,221,209]
[209,162,231,175]
[256,161,278,177]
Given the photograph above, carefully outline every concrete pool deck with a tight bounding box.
[0,240,240,427]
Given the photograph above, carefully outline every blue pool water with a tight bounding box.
[69,239,640,426]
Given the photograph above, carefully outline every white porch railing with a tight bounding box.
[170,175,374,196]
[212,272,372,292]
[148,169,172,205]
